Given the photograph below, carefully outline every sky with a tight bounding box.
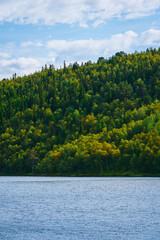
[0,0,160,80]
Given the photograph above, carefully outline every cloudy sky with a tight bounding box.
[0,0,160,79]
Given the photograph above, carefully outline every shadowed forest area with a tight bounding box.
[0,48,160,176]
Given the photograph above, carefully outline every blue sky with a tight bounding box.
[0,0,160,79]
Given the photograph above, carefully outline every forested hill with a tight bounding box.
[0,48,160,176]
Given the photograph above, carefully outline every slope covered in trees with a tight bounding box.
[0,48,160,175]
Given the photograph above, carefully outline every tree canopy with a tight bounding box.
[0,48,160,175]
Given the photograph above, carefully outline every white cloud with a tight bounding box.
[21,41,33,48]
[21,41,43,47]
[140,29,160,45]
[46,31,138,63]
[0,52,10,58]
[0,57,55,80]
[46,29,160,63]
[0,0,159,26]
[92,19,105,28]
[0,28,160,80]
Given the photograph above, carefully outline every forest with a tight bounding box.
[0,48,160,176]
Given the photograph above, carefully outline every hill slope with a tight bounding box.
[0,48,160,175]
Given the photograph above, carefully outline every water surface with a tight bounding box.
[0,177,160,240]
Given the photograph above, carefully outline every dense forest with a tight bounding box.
[0,48,160,176]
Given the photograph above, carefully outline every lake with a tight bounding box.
[0,177,160,240]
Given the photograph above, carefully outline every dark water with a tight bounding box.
[0,177,160,240]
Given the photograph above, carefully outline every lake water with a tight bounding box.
[0,177,160,240]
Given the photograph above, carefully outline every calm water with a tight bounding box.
[0,177,160,240]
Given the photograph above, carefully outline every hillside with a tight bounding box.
[0,48,160,176]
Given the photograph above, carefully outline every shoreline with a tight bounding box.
[1,172,160,177]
